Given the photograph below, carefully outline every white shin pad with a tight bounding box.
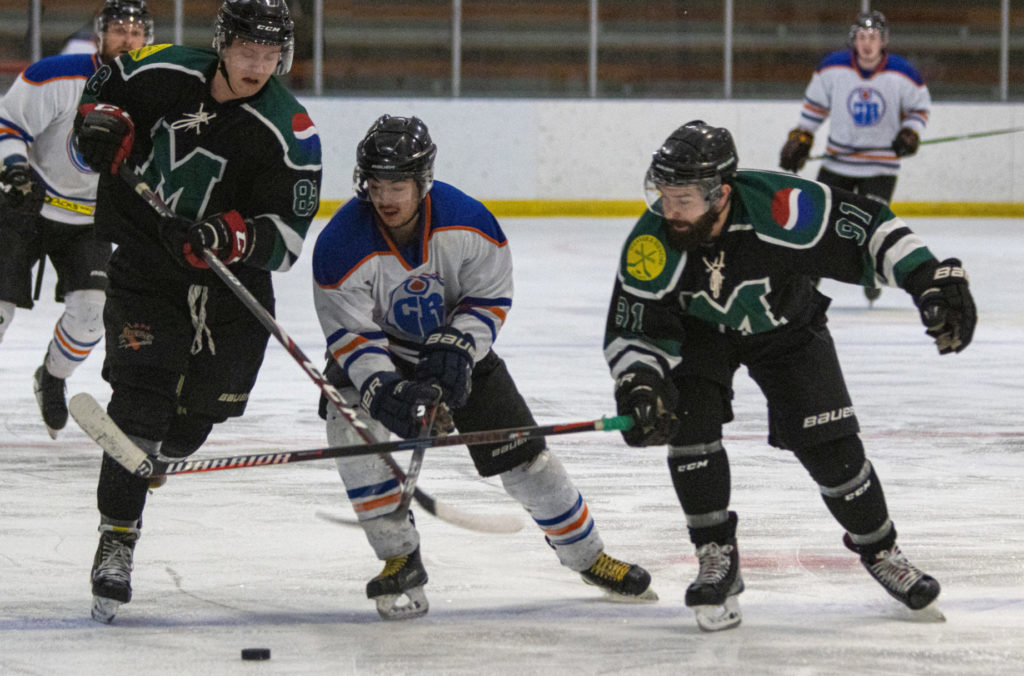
[46,289,105,379]
[500,450,604,571]
[327,390,419,560]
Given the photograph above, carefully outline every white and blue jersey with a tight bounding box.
[797,49,931,178]
[313,180,514,391]
[0,53,100,225]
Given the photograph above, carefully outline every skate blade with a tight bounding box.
[692,596,742,632]
[44,425,59,440]
[374,586,429,621]
[907,601,946,623]
[91,596,122,624]
[597,586,659,604]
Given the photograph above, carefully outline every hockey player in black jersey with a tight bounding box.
[605,120,975,631]
[72,0,321,623]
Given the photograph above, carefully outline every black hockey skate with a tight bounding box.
[685,540,744,632]
[90,528,138,623]
[33,365,68,439]
[580,552,658,602]
[366,546,429,621]
[844,534,943,618]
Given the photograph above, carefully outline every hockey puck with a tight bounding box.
[241,648,271,661]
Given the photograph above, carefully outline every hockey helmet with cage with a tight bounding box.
[213,0,295,75]
[354,115,438,200]
[848,10,888,47]
[644,120,737,213]
[95,0,154,45]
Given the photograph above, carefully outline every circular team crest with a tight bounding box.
[847,87,886,126]
[626,235,666,281]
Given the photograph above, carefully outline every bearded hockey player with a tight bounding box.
[606,120,975,631]
[72,0,321,623]
[312,114,655,620]
[0,0,152,438]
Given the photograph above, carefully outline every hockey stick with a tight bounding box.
[112,164,514,533]
[807,126,1024,161]
[69,392,632,477]
[397,403,441,513]
[0,181,94,215]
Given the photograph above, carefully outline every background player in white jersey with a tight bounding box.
[313,115,655,620]
[0,0,152,438]
[779,11,931,302]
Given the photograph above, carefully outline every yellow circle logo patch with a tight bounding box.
[626,235,666,281]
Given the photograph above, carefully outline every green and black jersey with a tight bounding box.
[80,44,322,274]
[605,169,936,379]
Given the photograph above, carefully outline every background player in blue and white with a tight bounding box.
[0,0,152,438]
[313,115,654,620]
[779,10,931,303]
[607,121,975,631]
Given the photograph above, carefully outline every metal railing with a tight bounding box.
[11,0,1020,101]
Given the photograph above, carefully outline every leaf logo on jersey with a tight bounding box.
[387,273,446,337]
[846,87,886,127]
[292,112,321,156]
[770,188,817,232]
[626,235,666,281]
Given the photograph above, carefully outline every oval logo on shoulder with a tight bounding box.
[771,188,814,231]
[626,234,666,281]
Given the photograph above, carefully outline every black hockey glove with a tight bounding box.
[361,371,444,439]
[908,258,976,355]
[892,127,920,157]
[73,103,135,175]
[0,160,45,216]
[185,210,253,268]
[614,367,680,447]
[779,128,814,172]
[414,326,476,409]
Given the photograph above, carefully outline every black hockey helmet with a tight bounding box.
[848,10,888,47]
[647,120,738,185]
[214,0,295,75]
[644,121,738,214]
[354,115,438,200]
[94,0,154,45]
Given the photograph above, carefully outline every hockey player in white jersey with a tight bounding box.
[313,115,656,620]
[779,10,931,303]
[0,0,152,437]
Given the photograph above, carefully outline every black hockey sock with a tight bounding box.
[667,441,731,516]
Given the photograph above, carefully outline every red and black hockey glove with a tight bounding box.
[907,258,976,355]
[184,210,253,268]
[74,103,135,175]
[779,128,814,172]
[614,366,680,447]
[414,326,476,409]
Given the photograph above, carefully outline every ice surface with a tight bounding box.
[2,218,1022,675]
